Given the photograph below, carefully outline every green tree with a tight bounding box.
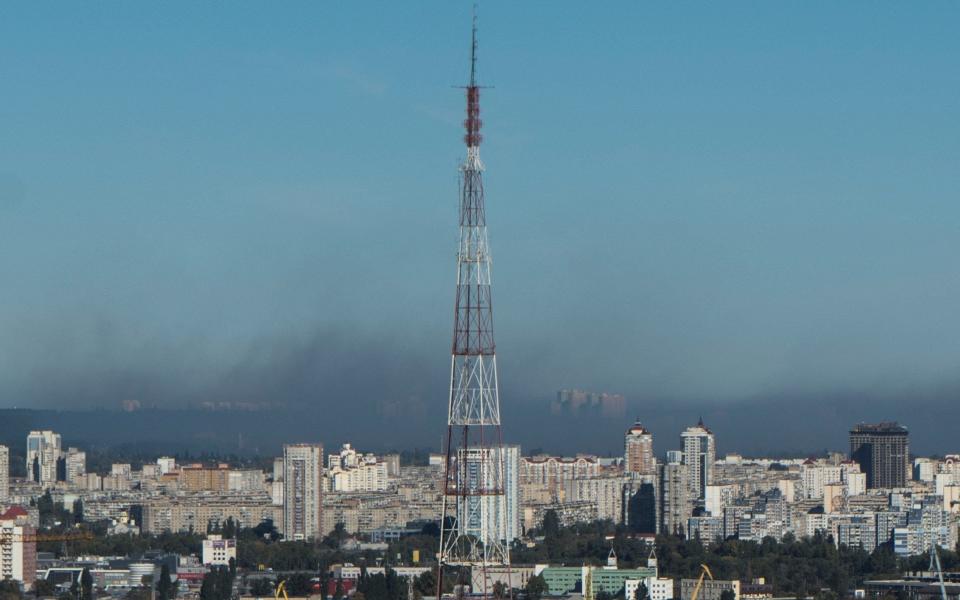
[525,575,548,600]
[285,574,312,597]
[249,579,273,597]
[541,511,560,540]
[634,582,649,600]
[73,499,85,524]
[125,588,150,600]
[222,518,237,540]
[0,580,22,600]
[33,580,56,599]
[157,565,174,600]
[80,569,94,600]
[492,582,506,599]
[200,573,217,600]
[720,590,736,600]
[413,570,435,598]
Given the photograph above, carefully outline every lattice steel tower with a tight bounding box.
[437,10,511,594]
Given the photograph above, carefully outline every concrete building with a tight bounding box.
[625,422,655,476]
[453,445,521,546]
[157,457,176,475]
[0,445,8,502]
[850,422,910,489]
[26,430,61,486]
[202,534,237,566]
[0,506,37,587]
[283,443,324,541]
[626,577,673,600]
[660,458,689,535]
[537,565,658,598]
[520,455,599,501]
[64,448,86,485]
[564,476,626,523]
[705,484,735,516]
[680,578,740,600]
[681,419,715,500]
[141,496,281,534]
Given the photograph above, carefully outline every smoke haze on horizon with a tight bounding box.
[1,3,960,454]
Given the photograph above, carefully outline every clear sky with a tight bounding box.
[1,2,959,419]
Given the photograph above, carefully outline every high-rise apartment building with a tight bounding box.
[552,389,626,418]
[282,443,323,541]
[625,422,655,476]
[0,506,37,586]
[25,430,61,486]
[0,446,8,502]
[659,458,689,535]
[681,419,715,500]
[850,422,909,489]
[64,447,86,485]
[455,445,521,547]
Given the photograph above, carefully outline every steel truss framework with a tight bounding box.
[437,10,511,597]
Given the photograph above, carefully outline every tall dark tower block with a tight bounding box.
[850,422,909,489]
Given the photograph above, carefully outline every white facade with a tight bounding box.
[626,578,673,600]
[846,472,867,496]
[455,445,520,548]
[228,470,265,492]
[800,462,842,500]
[283,443,324,540]
[0,446,8,502]
[65,448,86,485]
[202,534,237,566]
[681,421,715,500]
[330,461,388,493]
[0,510,36,586]
[705,484,735,516]
[157,457,176,475]
[25,430,61,486]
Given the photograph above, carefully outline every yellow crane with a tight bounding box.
[689,564,714,600]
[274,580,289,600]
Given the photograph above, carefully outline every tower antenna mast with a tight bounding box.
[436,6,513,599]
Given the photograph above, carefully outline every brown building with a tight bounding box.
[179,464,231,492]
[625,421,655,476]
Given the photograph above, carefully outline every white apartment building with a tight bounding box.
[800,461,842,500]
[705,484,736,516]
[681,420,715,500]
[202,534,237,566]
[0,506,36,586]
[0,445,8,502]
[26,430,61,486]
[64,448,86,485]
[283,443,324,540]
[157,457,177,475]
[626,578,674,600]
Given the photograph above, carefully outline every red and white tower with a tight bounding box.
[437,10,511,593]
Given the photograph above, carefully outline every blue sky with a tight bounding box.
[1,2,959,411]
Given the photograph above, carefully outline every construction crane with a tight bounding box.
[274,580,289,600]
[689,564,714,600]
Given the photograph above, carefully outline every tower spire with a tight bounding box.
[437,6,511,597]
[470,4,478,88]
[464,5,483,151]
